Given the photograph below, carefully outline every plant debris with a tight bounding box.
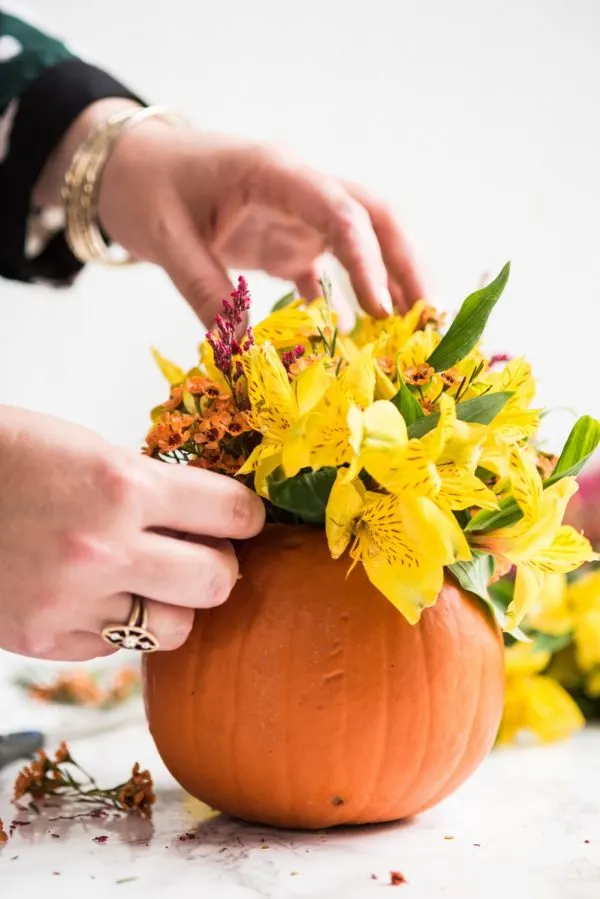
[15,667,140,709]
[12,742,155,821]
[390,871,407,886]
[0,819,8,843]
[93,835,109,844]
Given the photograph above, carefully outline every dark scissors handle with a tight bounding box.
[0,732,45,770]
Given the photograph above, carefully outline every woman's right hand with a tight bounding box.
[0,405,265,661]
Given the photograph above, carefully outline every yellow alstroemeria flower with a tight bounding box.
[479,358,541,478]
[325,474,470,623]
[237,344,332,494]
[290,343,379,474]
[253,297,334,351]
[471,448,599,627]
[421,394,499,512]
[497,642,585,745]
[528,569,600,676]
[350,300,427,354]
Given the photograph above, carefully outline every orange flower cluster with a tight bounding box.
[19,667,140,710]
[116,763,156,818]
[13,743,71,802]
[144,374,255,476]
[13,742,155,820]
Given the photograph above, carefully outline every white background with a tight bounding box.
[1,0,599,453]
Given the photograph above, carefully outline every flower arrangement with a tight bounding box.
[144,264,599,632]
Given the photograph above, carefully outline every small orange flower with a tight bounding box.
[146,412,197,453]
[0,819,8,843]
[226,412,252,436]
[536,452,558,481]
[440,367,461,388]
[116,763,156,818]
[377,356,396,377]
[163,386,184,411]
[54,742,71,764]
[404,363,434,387]
[418,305,446,330]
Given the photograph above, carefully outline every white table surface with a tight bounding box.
[1,652,599,899]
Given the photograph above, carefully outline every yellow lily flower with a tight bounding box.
[350,300,427,354]
[325,473,470,623]
[293,343,378,474]
[471,448,599,627]
[421,394,500,512]
[497,642,585,745]
[479,359,541,478]
[237,345,332,493]
[253,297,334,351]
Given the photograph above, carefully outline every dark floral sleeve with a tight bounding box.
[0,12,143,286]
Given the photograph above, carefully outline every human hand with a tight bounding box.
[35,98,425,327]
[98,122,425,326]
[0,405,265,661]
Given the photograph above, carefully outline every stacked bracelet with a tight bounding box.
[61,105,186,265]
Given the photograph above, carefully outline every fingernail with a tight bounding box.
[378,287,393,316]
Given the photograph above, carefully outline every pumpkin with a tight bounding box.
[143,524,505,830]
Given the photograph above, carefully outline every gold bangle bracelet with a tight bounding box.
[62,105,187,266]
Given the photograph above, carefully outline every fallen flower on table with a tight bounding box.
[15,667,140,710]
[390,871,407,886]
[12,742,155,820]
[0,819,7,843]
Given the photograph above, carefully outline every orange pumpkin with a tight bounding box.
[143,524,505,830]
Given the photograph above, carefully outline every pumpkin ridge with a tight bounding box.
[354,599,390,822]
[420,600,488,813]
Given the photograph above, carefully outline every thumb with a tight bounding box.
[158,219,237,330]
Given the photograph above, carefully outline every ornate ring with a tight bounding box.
[101,596,159,653]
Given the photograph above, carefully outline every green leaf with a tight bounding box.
[546,415,600,484]
[407,391,513,439]
[270,290,297,313]
[449,553,528,638]
[467,415,600,533]
[529,630,574,655]
[427,263,511,372]
[391,378,424,425]
[267,467,337,524]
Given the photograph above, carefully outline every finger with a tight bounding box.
[257,158,393,317]
[295,268,323,303]
[98,592,195,651]
[30,632,118,663]
[343,180,427,310]
[156,213,239,330]
[126,531,239,609]
[142,457,266,538]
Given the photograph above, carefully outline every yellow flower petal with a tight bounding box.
[337,342,377,408]
[498,675,584,745]
[533,525,599,573]
[244,344,296,440]
[255,450,284,498]
[292,359,332,416]
[437,465,499,511]
[401,496,472,565]
[505,563,545,627]
[574,610,600,673]
[362,554,444,623]
[585,667,600,698]
[525,572,572,636]
[505,643,551,678]
[151,348,186,386]
[325,474,366,560]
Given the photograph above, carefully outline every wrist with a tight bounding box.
[32,97,142,209]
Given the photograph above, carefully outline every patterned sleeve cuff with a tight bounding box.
[0,57,144,285]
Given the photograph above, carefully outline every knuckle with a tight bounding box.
[228,488,264,536]
[94,456,144,517]
[332,196,365,235]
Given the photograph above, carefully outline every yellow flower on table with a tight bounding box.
[471,448,598,628]
[497,642,585,745]
[325,472,471,623]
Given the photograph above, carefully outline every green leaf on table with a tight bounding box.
[407,391,512,439]
[267,467,337,524]
[270,290,297,313]
[546,415,600,484]
[427,263,511,372]
[391,377,424,426]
